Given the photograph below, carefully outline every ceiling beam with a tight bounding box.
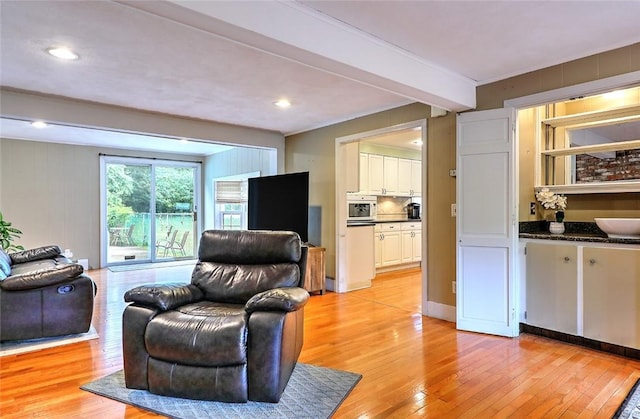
[122,0,476,112]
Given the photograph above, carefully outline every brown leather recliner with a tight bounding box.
[122,230,309,403]
[0,245,96,342]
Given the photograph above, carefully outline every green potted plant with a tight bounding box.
[0,211,25,252]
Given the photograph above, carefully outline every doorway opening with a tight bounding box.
[100,156,201,266]
[334,119,427,314]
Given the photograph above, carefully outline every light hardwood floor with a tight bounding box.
[1,265,638,418]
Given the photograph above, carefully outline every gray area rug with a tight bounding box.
[0,326,98,357]
[614,378,640,419]
[81,363,361,418]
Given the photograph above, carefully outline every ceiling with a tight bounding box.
[1,0,640,155]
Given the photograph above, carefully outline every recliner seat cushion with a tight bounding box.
[145,301,247,367]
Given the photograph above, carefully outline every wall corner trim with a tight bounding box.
[425,301,456,323]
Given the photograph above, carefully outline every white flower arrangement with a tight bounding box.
[535,188,567,222]
[535,188,567,211]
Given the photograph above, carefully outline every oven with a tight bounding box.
[346,195,377,222]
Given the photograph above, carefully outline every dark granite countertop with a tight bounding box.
[519,221,640,245]
[346,222,376,227]
[374,219,422,223]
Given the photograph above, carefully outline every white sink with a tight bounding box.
[594,218,640,239]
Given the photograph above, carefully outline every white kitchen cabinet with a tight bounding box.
[398,158,412,196]
[583,246,640,349]
[524,240,640,350]
[400,159,422,196]
[360,153,420,196]
[345,224,376,291]
[368,154,384,195]
[382,156,399,195]
[344,141,360,193]
[411,160,422,196]
[359,153,369,193]
[525,242,578,335]
[401,222,422,263]
[374,223,402,267]
[376,222,421,268]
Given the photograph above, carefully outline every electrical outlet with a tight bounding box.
[530,202,536,215]
[451,203,457,217]
[452,281,456,294]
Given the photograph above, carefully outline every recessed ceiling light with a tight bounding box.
[46,46,79,60]
[273,99,291,109]
[31,121,48,128]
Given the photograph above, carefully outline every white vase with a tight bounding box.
[549,221,565,234]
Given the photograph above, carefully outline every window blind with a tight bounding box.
[215,181,247,202]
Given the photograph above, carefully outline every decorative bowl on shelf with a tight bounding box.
[594,218,640,239]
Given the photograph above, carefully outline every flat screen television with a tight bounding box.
[248,172,309,243]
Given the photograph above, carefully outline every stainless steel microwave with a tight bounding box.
[347,195,377,221]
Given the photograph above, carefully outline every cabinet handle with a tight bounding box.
[563,256,570,263]
[589,258,596,266]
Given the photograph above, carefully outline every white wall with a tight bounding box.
[0,89,286,267]
[0,138,204,268]
[203,146,276,229]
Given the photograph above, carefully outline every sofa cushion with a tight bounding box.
[145,301,247,367]
[0,263,84,291]
[9,245,61,264]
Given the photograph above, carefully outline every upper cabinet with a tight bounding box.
[367,153,384,194]
[359,153,421,196]
[529,85,640,194]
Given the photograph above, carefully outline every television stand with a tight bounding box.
[303,244,325,295]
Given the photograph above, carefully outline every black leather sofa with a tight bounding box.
[0,245,96,342]
[122,230,309,403]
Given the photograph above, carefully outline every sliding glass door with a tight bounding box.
[101,157,200,266]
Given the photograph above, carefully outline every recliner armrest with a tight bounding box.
[245,287,309,313]
[124,283,203,311]
[9,245,62,265]
[0,263,84,291]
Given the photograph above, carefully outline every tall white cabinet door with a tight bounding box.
[382,156,398,195]
[411,160,422,196]
[456,108,518,337]
[368,154,384,195]
[359,153,369,193]
[397,158,412,196]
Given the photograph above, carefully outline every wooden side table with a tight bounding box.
[303,245,326,295]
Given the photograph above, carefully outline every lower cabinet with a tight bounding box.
[375,222,421,268]
[525,241,640,349]
[526,242,577,335]
[401,222,422,263]
[375,224,402,267]
[583,246,640,349]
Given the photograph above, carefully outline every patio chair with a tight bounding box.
[124,224,136,246]
[155,229,177,257]
[170,231,190,257]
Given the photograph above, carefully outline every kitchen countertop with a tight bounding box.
[346,222,376,227]
[519,221,640,245]
[347,219,422,227]
[374,219,422,223]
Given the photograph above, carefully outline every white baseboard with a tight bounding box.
[425,301,456,323]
